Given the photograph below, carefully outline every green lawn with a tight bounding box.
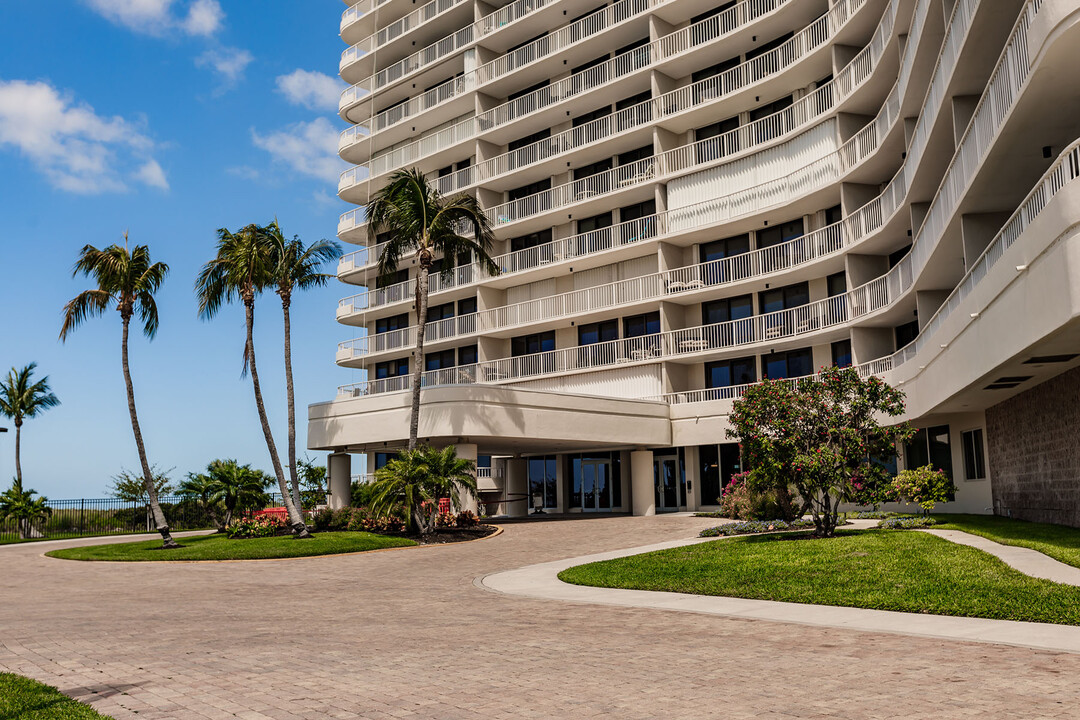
[933,514,1080,569]
[0,673,114,719]
[46,531,415,562]
[558,529,1080,625]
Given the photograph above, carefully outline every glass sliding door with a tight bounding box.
[654,456,680,511]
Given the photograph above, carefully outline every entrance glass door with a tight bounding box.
[579,458,612,511]
[654,456,680,511]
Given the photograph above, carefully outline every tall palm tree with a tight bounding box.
[264,221,341,511]
[195,225,312,538]
[59,238,179,548]
[366,168,499,449]
[0,363,60,487]
[369,445,478,535]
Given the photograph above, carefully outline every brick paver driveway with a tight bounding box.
[2,514,1079,719]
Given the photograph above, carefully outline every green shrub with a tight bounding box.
[892,465,957,514]
[879,516,938,529]
[700,519,816,537]
[719,473,799,521]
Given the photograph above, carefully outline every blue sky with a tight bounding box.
[0,0,368,497]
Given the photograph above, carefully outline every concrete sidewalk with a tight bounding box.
[481,529,1080,655]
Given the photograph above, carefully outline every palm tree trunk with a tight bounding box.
[409,265,430,450]
[245,301,312,538]
[121,315,178,549]
[281,300,303,512]
[13,421,22,488]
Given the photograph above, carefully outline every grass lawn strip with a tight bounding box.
[0,673,114,719]
[932,514,1080,569]
[46,531,415,562]
[558,529,1080,626]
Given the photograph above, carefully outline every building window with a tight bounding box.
[458,345,478,366]
[763,348,813,379]
[757,219,804,249]
[831,339,852,368]
[508,79,549,102]
[623,312,660,338]
[427,302,455,321]
[510,228,552,252]
[375,268,408,289]
[702,295,753,325]
[700,234,750,263]
[570,452,622,510]
[511,331,555,356]
[508,178,551,201]
[573,158,612,180]
[905,425,955,486]
[578,320,618,346]
[617,143,653,166]
[824,204,843,225]
[425,349,456,372]
[458,297,477,316]
[889,244,912,268]
[962,429,986,480]
[895,319,919,350]
[705,357,756,389]
[374,452,393,470]
[375,313,409,334]
[528,456,558,509]
[572,105,612,127]
[699,442,741,506]
[577,212,612,234]
[375,358,408,379]
[508,128,550,152]
[827,272,847,297]
[745,31,794,61]
[759,282,809,314]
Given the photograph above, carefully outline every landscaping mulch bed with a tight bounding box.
[403,525,499,544]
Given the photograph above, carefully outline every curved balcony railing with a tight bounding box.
[340,0,382,36]
[356,0,846,178]
[338,264,477,316]
[435,0,897,197]
[339,240,390,276]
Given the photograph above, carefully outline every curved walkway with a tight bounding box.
[4,515,1080,719]
[481,523,1080,655]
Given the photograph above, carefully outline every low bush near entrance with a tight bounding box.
[878,516,938,529]
[700,519,816,537]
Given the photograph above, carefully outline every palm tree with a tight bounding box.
[0,363,60,487]
[264,221,341,511]
[0,478,51,539]
[191,459,272,527]
[60,238,179,548]
[366,169,499,449]
[195,225,312,537]
[177,472,224,532]
[369,445,478,535]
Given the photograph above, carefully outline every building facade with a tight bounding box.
[312,0,1080,522]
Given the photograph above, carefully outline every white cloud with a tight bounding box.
[196,47,254,90]
[135,159,169,190]
[276,70,344,112]
[83,0,224,36]
[0,79,166,194]
[251,117,345,183]
[182,0,223,36]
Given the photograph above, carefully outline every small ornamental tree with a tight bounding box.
[892,465,956,514]
[727,366,914,537]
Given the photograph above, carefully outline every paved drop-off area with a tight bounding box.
[2,515,1080,720]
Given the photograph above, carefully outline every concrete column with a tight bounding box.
[506,457,528,517]
[631,450,655,516]
[327,453,352,510]
[683,446,700,512]
[454,443,480,514]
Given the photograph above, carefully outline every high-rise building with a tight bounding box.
[312,0,1080,525]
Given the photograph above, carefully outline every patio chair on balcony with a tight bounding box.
[678,337,709,352]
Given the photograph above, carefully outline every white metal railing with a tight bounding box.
[339,241,390,275]
[340,0,380,35]
[339,312,480,358]
[338,264,477,316]
[358,0,848,178]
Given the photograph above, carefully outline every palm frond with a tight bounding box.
[59,289,113,341]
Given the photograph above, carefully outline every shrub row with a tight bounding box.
[878,516,938,529]
[700,519,816,537]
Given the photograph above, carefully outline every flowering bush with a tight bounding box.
[227,515,286,539]
[718,472,799,521]
[700,519,816,537]
[434,509,480,528]
[878,515,938,529]
[310,507,405,533]
[892,465,956,513]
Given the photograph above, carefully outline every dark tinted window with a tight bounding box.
[702,295,753,324]
[763,348,813,379]
[578,320,618,345]
[511,331,556,356]
[623,312,660,338]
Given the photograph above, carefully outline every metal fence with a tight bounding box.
[0,493,288,544]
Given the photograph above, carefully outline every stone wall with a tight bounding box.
[987,365,1080,527]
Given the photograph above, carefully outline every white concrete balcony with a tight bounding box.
[338,240,389,278]
[341,0,471,60]
[338,264,477,321]
[338,313,479,361]
[339,0,385,42]
[433,0,895,199]
[347,0,851,181]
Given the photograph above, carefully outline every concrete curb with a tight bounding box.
[478,530,1080,655]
